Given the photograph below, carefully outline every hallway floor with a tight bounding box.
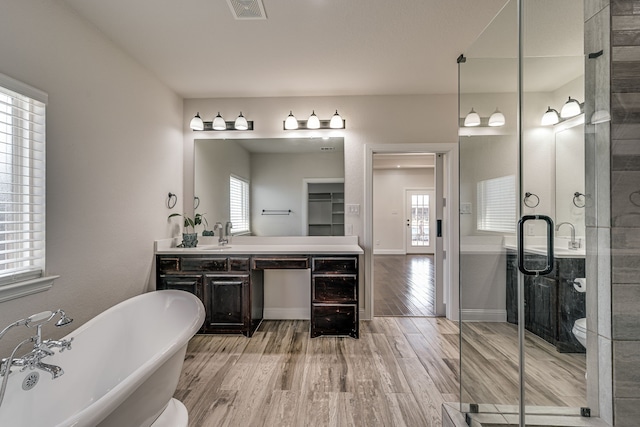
[374,254,436,317]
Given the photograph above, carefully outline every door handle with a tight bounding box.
[517,215,554,276]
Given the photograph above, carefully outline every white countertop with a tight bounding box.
[155,235,364,255]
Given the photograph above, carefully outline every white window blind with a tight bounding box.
[230,175,250,234]
[477,175,516,233]
[0,76,46,286]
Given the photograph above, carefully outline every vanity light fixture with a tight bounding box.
[541,106,560,126]
[283,110,346,130]
[189,111,254,131]
[460,108,505,128]
[560,96,582,118]
[189,112,204,131]
[463,108,481,127]
[488,108,505,127]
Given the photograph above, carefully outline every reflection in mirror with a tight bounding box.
[555,119,585,241]
[194,138,344,236]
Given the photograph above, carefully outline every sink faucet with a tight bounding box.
[213,222,228,246]
[0,309,73,408]
[555,222,581,250]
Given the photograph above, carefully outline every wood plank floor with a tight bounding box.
[175,318,586,426]
[374,255,436,317]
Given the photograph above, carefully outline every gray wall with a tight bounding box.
[0,1,183,354]
[586,1,640,425]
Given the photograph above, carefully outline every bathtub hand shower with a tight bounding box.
[0,309,73,408]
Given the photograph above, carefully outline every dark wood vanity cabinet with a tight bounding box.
[506,250,585,353]
[311,256,359,338]
[157,252,360,339]
[156,255,262,336]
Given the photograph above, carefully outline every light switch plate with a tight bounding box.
[346,204,360,215]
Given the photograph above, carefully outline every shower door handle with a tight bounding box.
[517,215,554,276]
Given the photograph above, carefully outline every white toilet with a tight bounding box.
[572,317,587,348]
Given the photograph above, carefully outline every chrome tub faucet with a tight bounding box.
[0,309,73,408]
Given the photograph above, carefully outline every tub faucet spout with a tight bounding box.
[35,361,64,379]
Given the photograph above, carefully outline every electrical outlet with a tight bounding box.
[376,240,380,246]
[527,223,535,236]
[345,224,353,235]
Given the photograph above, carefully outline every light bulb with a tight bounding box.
[234,112,248,130]
[560,97,581,118]
[189,112,204,131]
[488,108,505,127]
[307,111,320,129]
[212,112,226,130]
[284,111,298,130]
[463,108,481,127]
[541,107,560,126]
[329,110,343,129]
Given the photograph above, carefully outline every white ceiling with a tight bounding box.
[61,0,511,98]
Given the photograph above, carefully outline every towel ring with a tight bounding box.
[523,192,539,208]
[573,192,586,208]
[194,196,200,210]
[630,190,640,207]
[166,192,177,209]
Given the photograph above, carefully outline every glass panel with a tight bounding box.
[458,0,520,419]
[521,0,587,419]
[410,193,430,246]
[458,1,592,425]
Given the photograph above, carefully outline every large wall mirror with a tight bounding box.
[194,137,344,236]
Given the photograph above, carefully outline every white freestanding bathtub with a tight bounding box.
[0,290,205,427]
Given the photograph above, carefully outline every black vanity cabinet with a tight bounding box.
[157,251,360,339]
[311,256,359,338]
[505,249,585,353]
[156,255,262,336]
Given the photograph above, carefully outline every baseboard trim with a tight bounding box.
[263,308,310,320]
[373,249,406,255]
[460,309,507,322]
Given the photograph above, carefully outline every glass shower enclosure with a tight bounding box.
[457,0,607,425]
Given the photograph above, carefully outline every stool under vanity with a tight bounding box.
[155,237,363,339]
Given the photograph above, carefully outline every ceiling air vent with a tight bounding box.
[226,0,267,20]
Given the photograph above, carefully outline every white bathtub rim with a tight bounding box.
[54,290,204,427]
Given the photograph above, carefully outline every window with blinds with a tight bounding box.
[477,175,516,233]
[229,175,250,234]
[0,75,46,286]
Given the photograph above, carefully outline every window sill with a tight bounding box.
[0,275,59,303]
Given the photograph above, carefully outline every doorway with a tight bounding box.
[369,150,450,318]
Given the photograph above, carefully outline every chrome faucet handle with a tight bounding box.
[44,337,73,352]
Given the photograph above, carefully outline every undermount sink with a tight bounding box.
[203,246,233,251]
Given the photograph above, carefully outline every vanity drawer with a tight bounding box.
[157,257,180,273]
[312,274,357,303]
[182,257,228,272]
[229,257,250,272]
[312,256,358,273]
[311,304,358,338]
[252,256,309,270]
